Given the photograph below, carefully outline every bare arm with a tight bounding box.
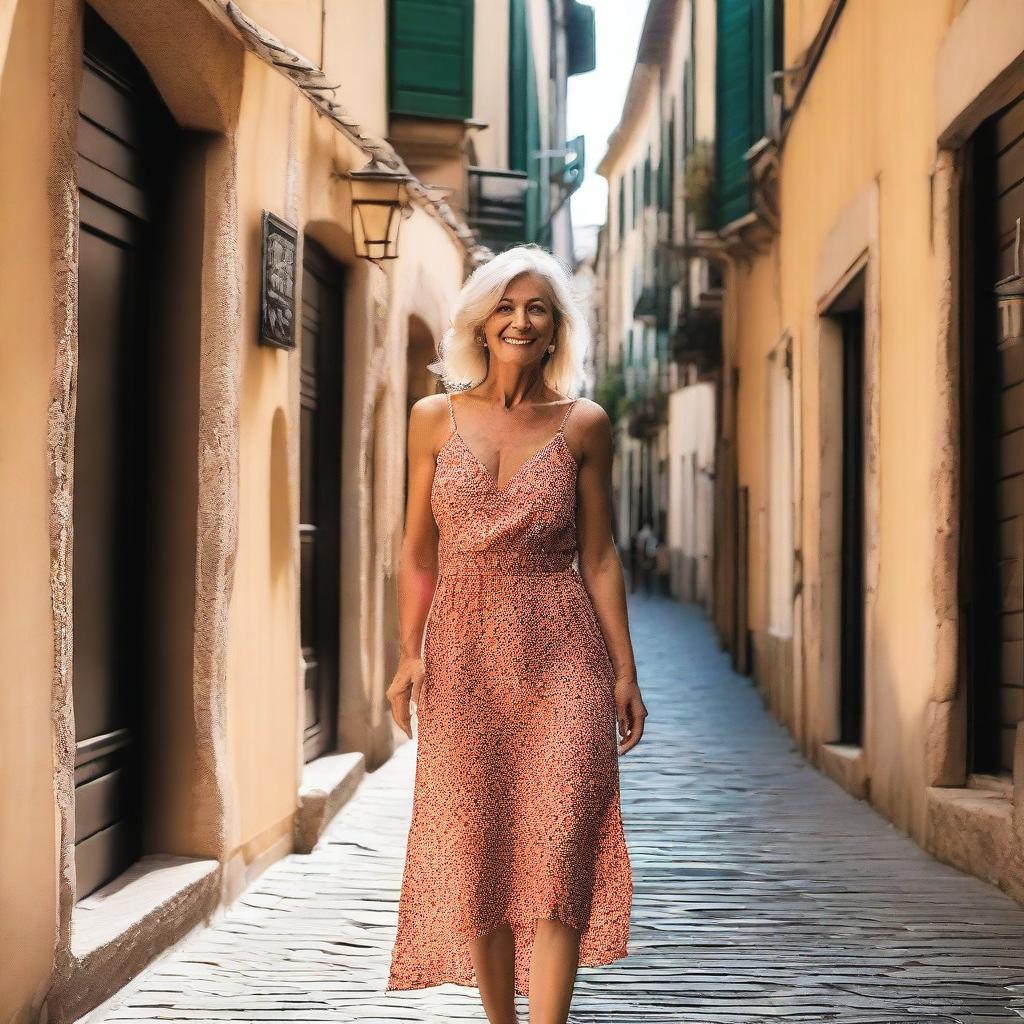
[385,394,445,739]
[571,400,648,754]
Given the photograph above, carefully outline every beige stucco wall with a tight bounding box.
[472,0,510,168]
[323,0,387,141]
[734,249,783,640]
[727,1,1005,849]
[0,2,59,1019]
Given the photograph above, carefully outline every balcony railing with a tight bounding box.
[467,167,529,254]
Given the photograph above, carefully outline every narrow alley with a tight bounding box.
[82,596,1024,1024]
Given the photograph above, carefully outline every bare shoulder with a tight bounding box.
[408,391,453,456]
[564,397,612,462]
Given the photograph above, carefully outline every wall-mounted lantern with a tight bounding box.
[348,156,411,262]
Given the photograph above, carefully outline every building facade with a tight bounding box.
[0,1,592,1021]
[700,0,1024,912]
[590,0,718,608]
[591,0,1024,921]
[704,0,1024,913]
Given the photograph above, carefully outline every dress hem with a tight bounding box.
[384,943,630,1000]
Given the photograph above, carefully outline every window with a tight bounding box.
[388,0,474,120]
[715,0,781,224]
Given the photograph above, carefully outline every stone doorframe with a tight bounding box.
[807,179,881,800]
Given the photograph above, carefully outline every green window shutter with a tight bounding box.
[509,0,539,174]
[389,0,473,120]
[644,149,652,209]
[509,0,542,239]
[715,0,767,226]
[751,0,767,139]
[567,0,596,76]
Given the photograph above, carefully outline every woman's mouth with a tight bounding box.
[502,335,534,346]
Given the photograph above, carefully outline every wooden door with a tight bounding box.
[300,239,344,762]
[965,91,1024,774]
[73,7,175,899]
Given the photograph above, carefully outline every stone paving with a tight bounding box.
[83,595,1024,1023]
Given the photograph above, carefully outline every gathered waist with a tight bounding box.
[439,548,576,577]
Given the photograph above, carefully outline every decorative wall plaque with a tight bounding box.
[259,211,298,349]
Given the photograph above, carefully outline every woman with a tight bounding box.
[385,245,647,1024]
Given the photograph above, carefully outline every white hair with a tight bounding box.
[429,244,590,397]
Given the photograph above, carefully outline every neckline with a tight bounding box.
[444,394,578,494]
[444,428,574,495]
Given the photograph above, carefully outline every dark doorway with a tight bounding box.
[962,91,1024,775]
[300,238,344,763]
[73,7,178,899]
[830,274,866,746]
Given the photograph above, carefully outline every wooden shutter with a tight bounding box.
[567,0,596,77]
[509,0,541,239]
[389,0,473,120]
[715,0,768,226]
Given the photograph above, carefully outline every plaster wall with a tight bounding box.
[323,0,387,142]
[776,0,957,839]
[234,0,321,71]
[667,382,715,603]
[472,0,510,169]
[788,0,838,59]
[694,0,714,141]
[733,247,783,639]
[0,3,59,1019]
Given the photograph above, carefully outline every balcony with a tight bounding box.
[467,167,529,254]
[671,304,722,373]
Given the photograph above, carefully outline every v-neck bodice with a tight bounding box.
[431,392,580,577]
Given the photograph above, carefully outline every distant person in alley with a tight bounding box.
[385,245,648,1022]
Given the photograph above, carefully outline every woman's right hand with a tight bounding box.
[386,655,428,739]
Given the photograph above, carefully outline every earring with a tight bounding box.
[547,344,555,353]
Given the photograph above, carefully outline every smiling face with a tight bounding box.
[480,272,558,369]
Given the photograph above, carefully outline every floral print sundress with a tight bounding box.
[385,391,633,999]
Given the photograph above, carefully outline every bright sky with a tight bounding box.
[567,0,650,260]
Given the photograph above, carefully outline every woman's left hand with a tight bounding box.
[614,675,648,755]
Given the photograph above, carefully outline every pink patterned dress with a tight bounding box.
[385,392,633,999]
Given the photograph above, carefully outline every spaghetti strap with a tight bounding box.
[446,391,457,432]
[558,397,579,434]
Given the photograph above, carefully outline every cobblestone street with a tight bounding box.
[84,596,1024,1024]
